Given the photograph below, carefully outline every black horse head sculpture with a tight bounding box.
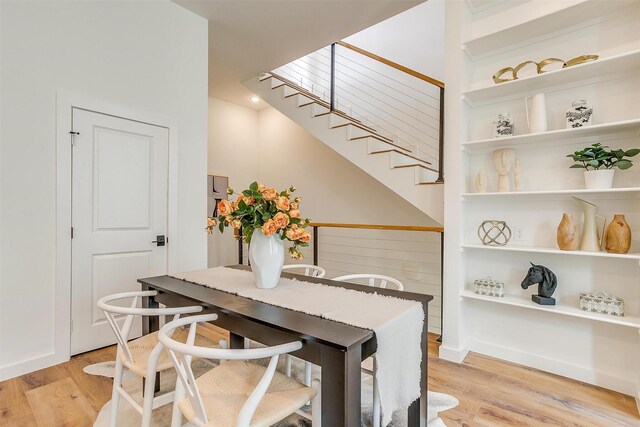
[521,262,557,305]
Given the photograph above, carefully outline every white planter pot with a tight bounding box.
[584,169,615,189]
[249,229,284,289]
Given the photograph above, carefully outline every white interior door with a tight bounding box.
[71,108,169,355]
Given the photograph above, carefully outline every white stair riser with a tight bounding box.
[367,138,398,154]
[296,94,315,107]
[390,151,429,168]
[270,78,285,89]
[416,167,440,184]
[283,86,299,98]
[311,103,330,117]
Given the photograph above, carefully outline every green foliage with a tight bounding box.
[207,181,310,259]
[566,143,639,171]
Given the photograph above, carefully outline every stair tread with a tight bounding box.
[370,148,433,166]
[394,163,438,172]
[331,121,380,136]
[351,134,412,152]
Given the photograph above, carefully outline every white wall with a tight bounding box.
[207,98,259,267]
[344,0,445,82]
[0,0,208,380]
[207,99,440,266]
[256,107,438,226]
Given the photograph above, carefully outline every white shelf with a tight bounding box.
[462,119,640,153]
[461,187,640,200]
[461,243,640,261]
[460,290,640,328]
[462,49,640,106]
[462,0,635,59]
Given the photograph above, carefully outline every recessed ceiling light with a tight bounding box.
[250,96,260,103]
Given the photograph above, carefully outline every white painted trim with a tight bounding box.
[470,339,637,397]
[438,343,470,364]
[0,352,67,381]
[49,91,179,374]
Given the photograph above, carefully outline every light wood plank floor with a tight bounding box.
[1,332,638,426]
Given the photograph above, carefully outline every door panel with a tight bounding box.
[71,109,169,355]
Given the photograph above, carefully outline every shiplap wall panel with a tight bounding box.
[240,227,442,334]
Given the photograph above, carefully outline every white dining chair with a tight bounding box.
[159,313,321,427]
[333,273,404,427]
[98,290,213,427]
[281,263,325,389]
[282,264,326,279]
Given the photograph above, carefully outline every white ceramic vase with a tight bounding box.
[525,93,547,134]
[249,229,284,289]
[574,196,605,252]
[584,169,614,189]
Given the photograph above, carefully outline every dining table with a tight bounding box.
[138,264,433,427]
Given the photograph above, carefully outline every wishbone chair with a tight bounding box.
[98,290,213,427]
[159,313,321,427]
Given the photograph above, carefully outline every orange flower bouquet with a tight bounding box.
[207,181,311,260]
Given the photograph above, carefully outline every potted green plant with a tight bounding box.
[567,143,639,189]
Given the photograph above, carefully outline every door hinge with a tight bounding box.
[71,227,74,239]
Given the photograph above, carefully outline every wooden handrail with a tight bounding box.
[336,41,445,89]
[310,222,443,233]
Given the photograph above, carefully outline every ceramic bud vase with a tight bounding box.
[249,229,284,289]
[557,213,579,251]
[605,214,632,254]
[574,196,605,252]
[525,93,547,134]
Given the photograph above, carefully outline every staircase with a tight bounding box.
[244,43,444,225]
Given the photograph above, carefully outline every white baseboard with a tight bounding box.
[438,343,470,364]
[0,352,68,382]
[470,339,637,397]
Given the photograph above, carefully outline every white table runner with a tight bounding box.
[170,267,424,426]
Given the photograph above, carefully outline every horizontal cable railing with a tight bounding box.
[273,42,445,181]
[237,223,444,336]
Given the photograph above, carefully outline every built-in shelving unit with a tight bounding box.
[461,243,640,261]
[462,119,640,153]
[446,0,640,399]
[460,290,640,328]
[462,49,640,106]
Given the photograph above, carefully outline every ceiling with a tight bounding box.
[173,0,423,109]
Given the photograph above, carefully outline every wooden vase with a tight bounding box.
[557,213,579,251]
[605,214,632,254]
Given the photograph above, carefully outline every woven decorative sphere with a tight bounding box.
[478,220,512,246]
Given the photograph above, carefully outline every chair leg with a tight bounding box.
[373,374,380,427]
[170,380,185,427]
[304,362,313,405]
[285,354,292,377]
[304,362,312,386]
[219,338,228,364]
[109,356,124,427]
[141,371,157,427]
[311,378,321,426]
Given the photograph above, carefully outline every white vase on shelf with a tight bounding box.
[525,93,547,134]
[573,197,606,252]
[249,229,284,289]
